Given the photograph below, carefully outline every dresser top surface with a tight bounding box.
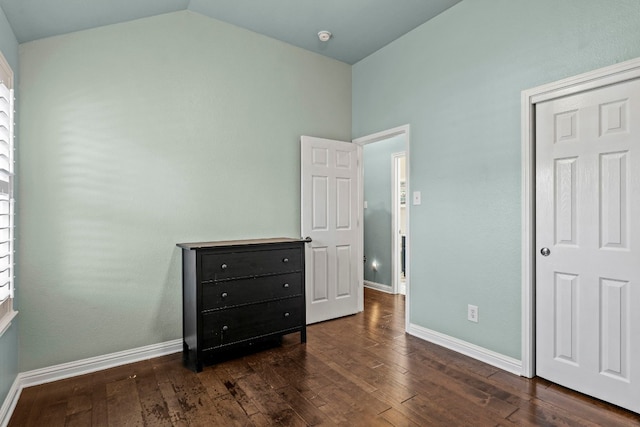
[177,237,305,250]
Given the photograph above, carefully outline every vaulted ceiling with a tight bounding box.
[0,0,461,64]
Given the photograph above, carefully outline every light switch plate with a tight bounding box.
[412,191,421,205]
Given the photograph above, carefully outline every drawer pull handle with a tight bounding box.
[283,283,290,288]
[284,312,290,318]
[282,258,289,263]
[221,263,228,270]
[221,292,228,298]
[222,325,229,331]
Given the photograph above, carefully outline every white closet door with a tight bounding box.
[536,78,640,413]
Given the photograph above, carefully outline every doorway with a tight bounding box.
[354,125,410,327]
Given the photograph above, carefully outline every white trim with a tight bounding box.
[0,51,12,89]
[390,153,398,294]
[364,280,393,293]
[19,339,182,389]
[353,125,409,145]
[354,124,411,329]
[0,310,17,338]
[0,376,20,427]
[407,323,522,376]
[391,151,406,295]
[521,56,640,379]
[399,280,406,296]
[520,86,536,379]
[356,144,364,313]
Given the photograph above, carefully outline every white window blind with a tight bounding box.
[0,81,13,305]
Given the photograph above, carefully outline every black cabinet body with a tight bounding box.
[177,238,307,372]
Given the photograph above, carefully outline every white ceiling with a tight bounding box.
[0,0,462,64]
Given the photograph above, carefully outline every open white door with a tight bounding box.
[536,78,640,413]
[301,136,361,324]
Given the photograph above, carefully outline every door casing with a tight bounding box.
[521,57,640,377]
[392,151,406,295]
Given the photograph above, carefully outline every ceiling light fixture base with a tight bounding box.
[318,31,332,42]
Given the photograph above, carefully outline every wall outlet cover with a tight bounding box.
[468,304,478,323]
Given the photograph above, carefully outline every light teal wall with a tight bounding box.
[353,0,640,359]
[363,135,404,286]
[18,10,351,371]
[0,3,19,408]
[0,7,17,69]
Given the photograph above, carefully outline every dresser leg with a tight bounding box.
[301,327,307,343]
[183,341,203,372]
[182,341,189,364]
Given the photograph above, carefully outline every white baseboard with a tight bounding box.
[20,339,182,388]
[407,323,522,376]
[0,376,21,427]
[364,280,393,293]
[0,339,182,426]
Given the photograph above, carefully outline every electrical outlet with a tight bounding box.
[468,304,478,323]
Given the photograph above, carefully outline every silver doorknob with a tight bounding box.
[540,247,551,257]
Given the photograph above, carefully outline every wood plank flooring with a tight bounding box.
[9,288,640,426]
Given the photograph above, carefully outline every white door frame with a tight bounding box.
[392,151,406,295]
[354,125,410,326]
[521,57,640,378]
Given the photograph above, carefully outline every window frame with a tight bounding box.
[0,50,16,337]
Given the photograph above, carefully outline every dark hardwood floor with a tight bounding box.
[9,288,640,426]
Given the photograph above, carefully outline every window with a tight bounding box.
[0,50,16,336]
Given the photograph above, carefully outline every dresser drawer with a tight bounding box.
[202,297,303,349]
[202,272,302,311]
[201,247,301,281]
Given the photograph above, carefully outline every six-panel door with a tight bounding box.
[301,136,361,324]
[535,78,640,413]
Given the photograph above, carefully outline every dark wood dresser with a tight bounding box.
[177,237,307,372]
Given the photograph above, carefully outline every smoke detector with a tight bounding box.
[318,31,332,42]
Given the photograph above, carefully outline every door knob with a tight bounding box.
[540,247,551,257]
